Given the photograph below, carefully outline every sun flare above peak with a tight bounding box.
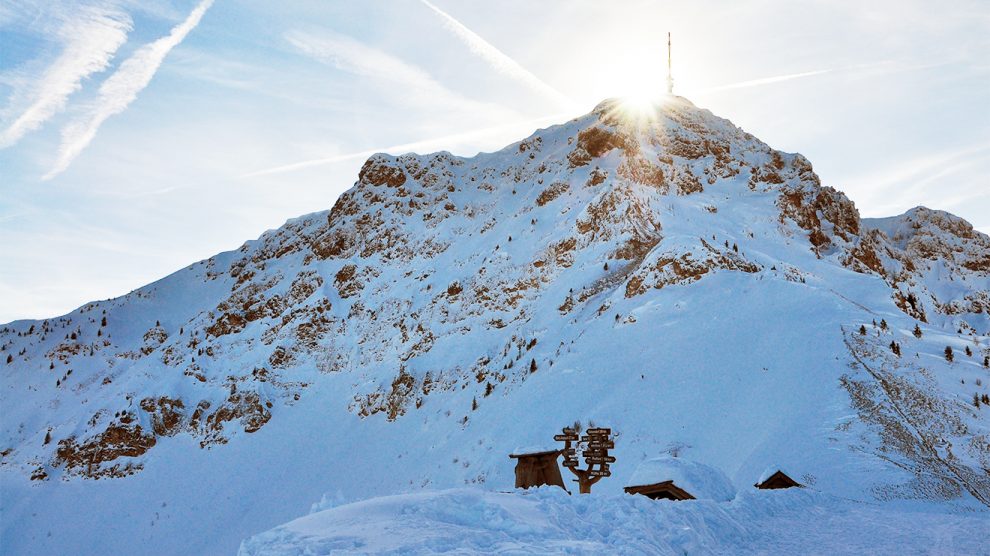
[614,93,673,123]
[604,31,678,122]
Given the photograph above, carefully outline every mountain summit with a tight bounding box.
[2,98,989,554]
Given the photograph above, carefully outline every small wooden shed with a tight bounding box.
[755,468,802,490]
[624,480,695,501]
[508,449,565,490]
[624,457,736,502]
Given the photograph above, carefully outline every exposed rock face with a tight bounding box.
[1,97,986,499]
[860,208,990,323]
[54,422,156,479]
[140,396,185,437]
[625,238,761,297]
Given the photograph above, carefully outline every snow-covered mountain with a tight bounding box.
[2,96,988,555]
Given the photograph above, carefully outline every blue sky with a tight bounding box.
[1,0,988,322]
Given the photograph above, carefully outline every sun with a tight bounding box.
[614,90,672,125]
[602,32,679,122]
[603,54,675,122]
[622,92,665,115]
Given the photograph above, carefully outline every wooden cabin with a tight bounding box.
[755,469,802,490]
[624,480,695,501]
[508,449,565,490]
[624,457,736,502]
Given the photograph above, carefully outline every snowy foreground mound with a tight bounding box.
[239,487,984,555]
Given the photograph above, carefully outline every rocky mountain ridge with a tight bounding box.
[2,96,988,555]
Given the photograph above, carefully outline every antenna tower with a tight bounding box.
[666,32,674,95]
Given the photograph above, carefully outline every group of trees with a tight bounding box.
[861,320,989,370]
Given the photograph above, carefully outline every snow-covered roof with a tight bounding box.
[510,445,560,457]
[757,465,795,485]
[626,457,735,502]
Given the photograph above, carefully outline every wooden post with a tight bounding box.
[571,467,603,494]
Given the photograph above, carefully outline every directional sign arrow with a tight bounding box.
[586,428,611,435]
[554,434,579,441]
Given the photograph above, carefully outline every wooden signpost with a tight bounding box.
[555,426,614,494]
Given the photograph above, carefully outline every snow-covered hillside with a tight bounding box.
[2,96,988,555]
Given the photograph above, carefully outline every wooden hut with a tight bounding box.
[508,449,565,490]
[624,480,695,501]
[624,457,736,502]
[755,468,802,490]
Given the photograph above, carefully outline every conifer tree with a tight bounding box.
[889,341,901,356]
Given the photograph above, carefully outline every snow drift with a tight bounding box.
[238,487,987,555]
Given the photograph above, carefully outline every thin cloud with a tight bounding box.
[843,141,990,215]
[848,142,990,192]
[0,5,131,149]
[241,114,566,179]
[285,30,515,119]
[418,0,574,108]
[43,0,214,180]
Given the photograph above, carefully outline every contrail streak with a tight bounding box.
[698,69,832,94]
[697,61,931,95]
[0,6,131,149]
[418,0,574,108]
[43,0,213,180]
[240,114,566,179]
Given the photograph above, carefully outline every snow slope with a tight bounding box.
[2,96,988,555]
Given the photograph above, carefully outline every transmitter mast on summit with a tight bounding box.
[666,32,674,95]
